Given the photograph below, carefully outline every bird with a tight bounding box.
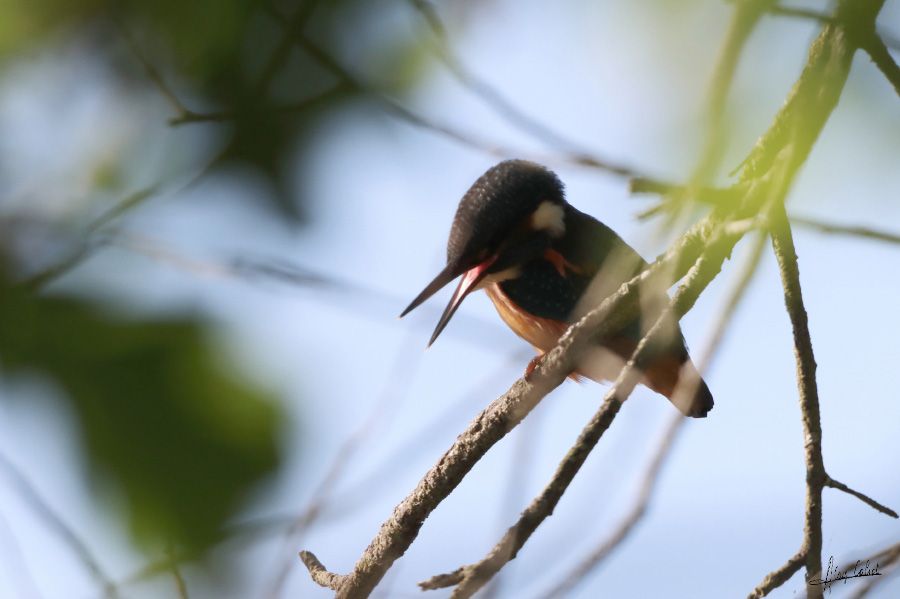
[399,159,713,418]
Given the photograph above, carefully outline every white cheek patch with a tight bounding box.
[531,201,566,237]
[476,266,521,290]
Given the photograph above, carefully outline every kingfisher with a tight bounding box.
[400,160,713,417]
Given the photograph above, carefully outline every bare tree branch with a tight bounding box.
[264,333,424,598]
[749,550,807,599]
[534,416,685,599]
[300,206,753,597]
[824,476,898,518]
[407,0,638,176]
[768,2,900,96]
[418,223,751,597]
[859,33,900,97]
[298,0,885,591]
[768,200,827,599]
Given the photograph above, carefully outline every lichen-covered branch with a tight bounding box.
[769,201,827,598]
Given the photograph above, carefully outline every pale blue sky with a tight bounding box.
[0,1,898,598]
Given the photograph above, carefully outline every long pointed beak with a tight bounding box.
[399,262,460,319]
[400,256,496,347]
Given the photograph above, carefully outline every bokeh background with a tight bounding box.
[0,0,898,597]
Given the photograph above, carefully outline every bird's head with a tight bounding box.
[400,160,568,345]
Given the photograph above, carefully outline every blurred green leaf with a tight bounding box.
[0,282,284,553]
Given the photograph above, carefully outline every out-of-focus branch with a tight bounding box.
[253,0,320,99]
[0,452,118,598]
[407,0,638,176]
[167,84,349,126]
[792,216,900,245]
[18,186,158,292]
[261,3,658,180]
[847,541,900,599]
[114,19,193,122]
[767,3,900,96]
[768,5,900,52]
[690,0,773,188]
[165,545,189,599]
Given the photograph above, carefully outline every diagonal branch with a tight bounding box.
[300,208,755,597]
[749,550,808,599]
[824,476,898,518]
[407,0,636,175]
[418,232,733,598]
[537,231,769,599]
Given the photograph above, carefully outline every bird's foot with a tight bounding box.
[524,354,545,381]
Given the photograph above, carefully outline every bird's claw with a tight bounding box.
[524,354,544,381]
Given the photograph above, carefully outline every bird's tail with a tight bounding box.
[643,357,714,418]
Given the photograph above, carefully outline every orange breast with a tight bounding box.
[484,284,569,352]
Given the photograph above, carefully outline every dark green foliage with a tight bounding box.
[0,281,283,552]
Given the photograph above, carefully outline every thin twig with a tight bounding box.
[847,542,900,599]
[165,545,189,599]
[260,3,651,179]
[17,186,158,291]
[533,413,684,599]
[0,452,118,598]
[114,19,193,120]
[167,84,348,126]
[824,476,898,518]
[254,0,320,99]
[408,0,636,175]
[749,550,807,598]
[264,332,423,598]
[791,216,900,245]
